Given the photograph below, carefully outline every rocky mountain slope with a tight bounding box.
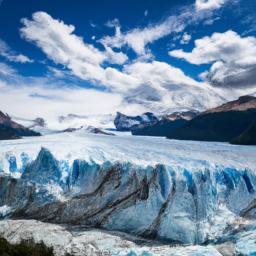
[0,111,41,140]
[131,111,198,137]
[231,122,256,145]
[204,95,256,114]
[114,112,158,131]
[62,125,115,136]
[167,96,256,144]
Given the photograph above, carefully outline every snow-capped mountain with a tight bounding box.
[58,113,115,130]
[114,112,158,131]
[131,111,199,137]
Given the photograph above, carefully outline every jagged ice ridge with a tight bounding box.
[0,133,255,250]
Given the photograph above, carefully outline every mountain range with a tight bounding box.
[116,95,256,145]
[0,95,255,145]
[167,96,256,144]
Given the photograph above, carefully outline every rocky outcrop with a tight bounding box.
[0,111,41,140]
[0,148,256,246]
[114,112,158,131]
[163,111,198,121]
[131,111,198,137]
[62,125,115,136]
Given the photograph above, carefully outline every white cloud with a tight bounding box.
[0,39,33,63]
[1,58,255,124]
[180,33,191,44]
[104,46,128,65]
[20,12,106,66]
[195,0,226,11]
[16,12,256,119]
[0,74,122,128]
[20,12,128,69]
[144,10,148,17]
[105,18,120,28]
[20,12,131,92]
[47,66,66,78]
[100,14,188,56]
[121,60,228,112]
[124,61,200,88]
[0,62,17,76]
[0,61,218,123]
[169,30,256,87]
[99,0,227,56]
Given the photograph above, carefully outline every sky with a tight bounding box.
[0,0,256,123]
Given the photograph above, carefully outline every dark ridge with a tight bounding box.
[168,109,256,142]
[132,119,188,137]
[231,121,256,145]
[0,110,41,140]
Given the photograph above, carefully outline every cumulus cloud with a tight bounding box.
[104,46,128,65]
[20,12,133,92]
[0,38,32,63]
[20,12,128,69]
[121,61,228,112]
[20,12,204,96]
[16,12,255,118]
[169,30,256,87]
[20,12,106,66]
[195,0,226,11]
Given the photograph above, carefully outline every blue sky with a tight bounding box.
[0,0,256,122]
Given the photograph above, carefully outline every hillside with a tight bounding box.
[231,122,256,145]
[168,109,256,142]
[167,96,256,144]
[0,111,41,140]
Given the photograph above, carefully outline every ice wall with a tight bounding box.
[0,147,255,245]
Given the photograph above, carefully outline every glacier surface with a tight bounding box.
[0,132,256,254]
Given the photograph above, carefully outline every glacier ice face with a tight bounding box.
[0,205,11,218]
[0,133,255,247]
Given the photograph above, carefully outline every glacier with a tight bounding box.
[0,132,256,255]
